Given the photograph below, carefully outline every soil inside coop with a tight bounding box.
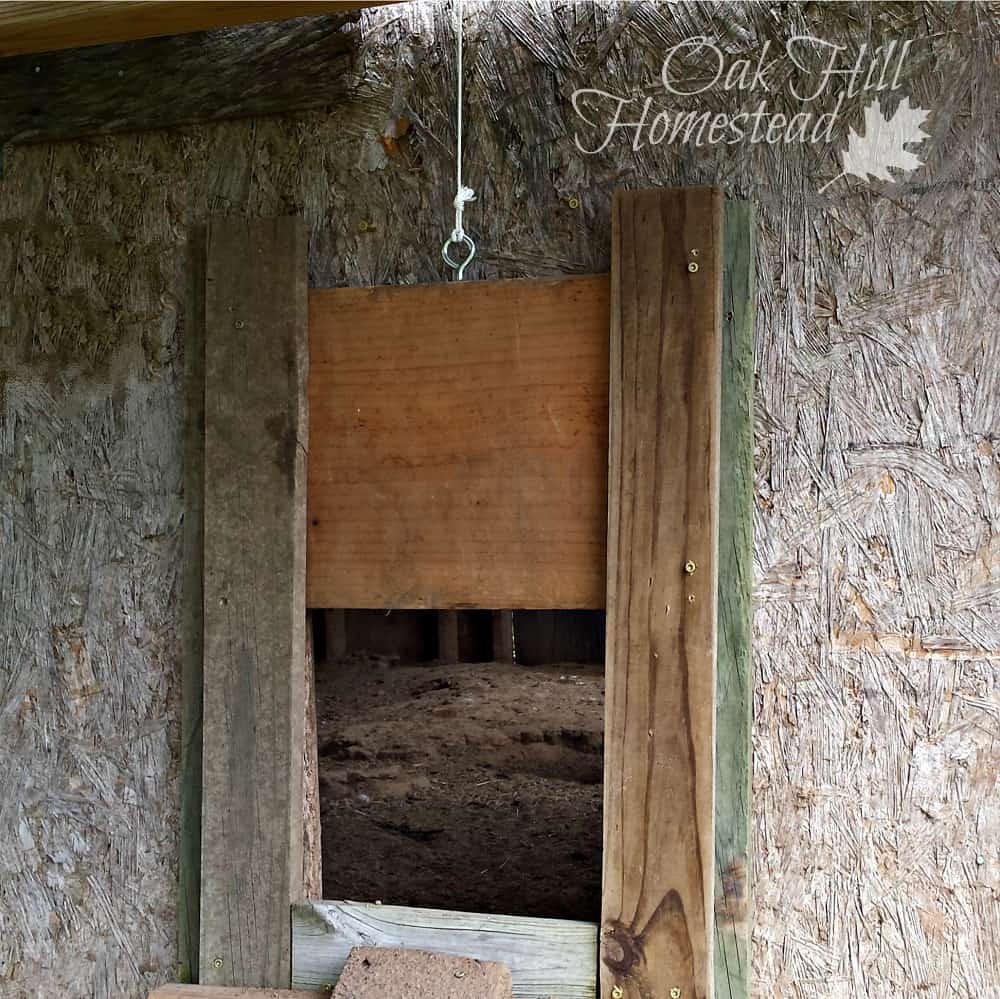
[316,654,604,921]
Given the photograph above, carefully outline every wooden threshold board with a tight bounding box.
[292,901,598,999]
[307,275,610,609]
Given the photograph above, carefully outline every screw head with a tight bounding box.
[687,261,699,273]
[611,987,624,999]
[684,560,696,574]
[689,248,699,257]
[671,990,682,998]
[212,957,223,970]
[567,196,580,209]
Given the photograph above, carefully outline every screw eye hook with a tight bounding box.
[442,231,476,280]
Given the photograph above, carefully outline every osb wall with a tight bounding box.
[1,2,997,997]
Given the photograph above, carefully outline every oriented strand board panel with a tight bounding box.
[601,188,723,999]
[714,202,755,999]
[200,217,308,987]
[292,901,598,999]
[307,276,610,609]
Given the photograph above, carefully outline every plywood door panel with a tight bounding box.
[307,275,610,609]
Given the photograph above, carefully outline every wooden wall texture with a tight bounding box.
[0,3,997,997]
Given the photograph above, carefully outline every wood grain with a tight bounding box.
[307,276,610,609]
[0,11,356,155]
[200,218,308,987]
[179,225,207,984]
[714,202,755,999]
[150,986,323,999]
[0,2,384,56]
[292,901,598,999]
[601,187,723,999]
[302,615,323,902]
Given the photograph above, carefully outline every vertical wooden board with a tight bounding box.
[602,187,723,999]
[179,225,207,983]
[200,217,308,987]
[714,203,755,998]
[302,614,323,901]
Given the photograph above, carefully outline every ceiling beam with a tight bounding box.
[0,1,390,57]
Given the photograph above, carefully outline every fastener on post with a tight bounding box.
[611,987,624,999]
[671,989,682,998]
[212,957,223,970]
[685,560,696,574]
[688,261,699,273]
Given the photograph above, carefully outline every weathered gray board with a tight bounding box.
[0,11,357,160]
[292,901,598,999]
[714,202,755,999]
[199,218,308,986]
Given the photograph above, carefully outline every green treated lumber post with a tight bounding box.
[715,200,755,999]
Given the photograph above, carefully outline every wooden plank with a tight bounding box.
[492,610,514,663]
[303,614,323,901]
[179,225,207,984]
[437,610,460,662]
[0,2,386,56]
[601,187,723,999]
[200,217,308,987]
[150,986,323,999]
[0,11,357,156]
[292,901,598,999]
[714,202,755,999]
[307,276,610,609]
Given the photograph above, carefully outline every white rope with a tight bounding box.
[442,0,476,279]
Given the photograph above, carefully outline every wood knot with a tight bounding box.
[601,920,641,977]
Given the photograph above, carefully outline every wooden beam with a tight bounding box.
[0,2,386,56]
[303,614,323,901]
[714,201,755,999]
[0,10,357,155]
[200,217,308,987]
[292,901,598,999]
[492,610,515,662]
[437,610,460,662]
[601,188,723,999]
[307,276,610,610]
[179,225,207,984]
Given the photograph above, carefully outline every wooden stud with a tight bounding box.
[492,610,515,662]
[302,613,323,901]
[324,608,347,659]
[437,610,460,662]
[200,217,308,987]
[292,901,598,999]
[714,201,755,999]
[601,188,723,999]
[179,225,207,983]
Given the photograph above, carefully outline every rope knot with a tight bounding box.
[453,185,476,209]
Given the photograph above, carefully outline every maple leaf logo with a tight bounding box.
[820,97,930,193]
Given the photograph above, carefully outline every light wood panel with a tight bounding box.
[714,202,755,999]
[307,276,610,609]
[292,901,598,999]
[200,217,308,987]
[601,187,723,999]
[0,2,387,56]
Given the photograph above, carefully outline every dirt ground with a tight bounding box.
[317,654,604,921]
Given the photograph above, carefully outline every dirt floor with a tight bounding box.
[317,654,604,921]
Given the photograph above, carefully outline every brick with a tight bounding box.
[332,947,513,999]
